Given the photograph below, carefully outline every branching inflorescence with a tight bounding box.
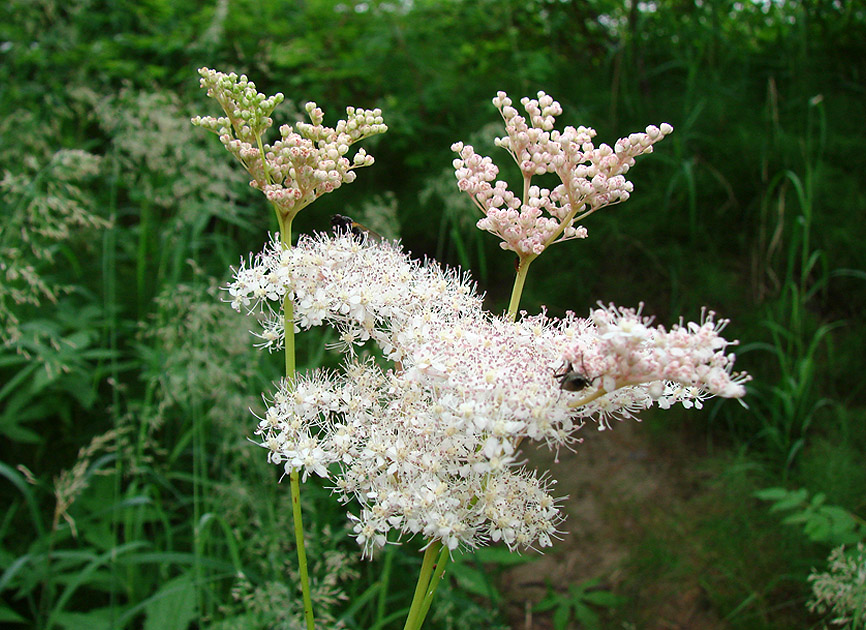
[192,68,386,225]
[452,91,672,258]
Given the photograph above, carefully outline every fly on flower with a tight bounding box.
[331,214,382,243]
[554,359,594,392]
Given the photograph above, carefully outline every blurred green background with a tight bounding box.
[1,0,865,628]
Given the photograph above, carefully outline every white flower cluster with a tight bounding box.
[226,232,482,353]
[227,235,749,555]
[808,542,866,627]
[192,68,386,219]
[561,304,750,425]
[256,364,564,556]
[451,91,672,257]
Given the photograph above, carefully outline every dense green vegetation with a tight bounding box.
[1,0,864,628]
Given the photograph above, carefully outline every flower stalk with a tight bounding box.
[279,213,313,630]
[403,541,449,630]
[507,254,534,320]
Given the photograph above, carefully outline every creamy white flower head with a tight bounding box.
[254,362,567,557]
[234,235,748,555]
[225,232,484,354]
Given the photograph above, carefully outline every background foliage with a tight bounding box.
[1,0,864,628]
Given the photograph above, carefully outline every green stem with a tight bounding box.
[277,214,313,630]
[403,542,441,630]
[290,469,315,630]
[280,223,296,379]
[415,543,450,628]
[506,255,535,320]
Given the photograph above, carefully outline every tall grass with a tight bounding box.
[742,91,841,474]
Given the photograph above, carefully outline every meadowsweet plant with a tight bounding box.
[196,71,748,629]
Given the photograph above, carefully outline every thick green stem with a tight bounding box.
[415,543,450,628]
[290,470,315,630]
[277,215,313,630]
[403,542,441,630]
[506,255,535,320]
[280,224,296,379]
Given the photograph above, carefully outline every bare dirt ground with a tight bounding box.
[500,419,728,630]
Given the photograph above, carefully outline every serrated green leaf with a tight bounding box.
[143,574,196,630]
[552,602,572,630]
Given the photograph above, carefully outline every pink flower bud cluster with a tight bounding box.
[229,235,749,554]
[452,91,673,257]
[192,68,386,219]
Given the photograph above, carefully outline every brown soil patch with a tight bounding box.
[500,420,727,630]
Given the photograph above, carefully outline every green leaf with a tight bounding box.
[143,574,197,630]
[534,595,560,613]
[0,604,26,623]
[472,546,534,566]
[768,488,809,512]
[552,602,572,630]
[753,487,789,501]
[802,515,831,542]
[809,492,826,508]
[581,589,627,608]
[572,601,601,629]
[53,607,121,630]
[451,564,494,599]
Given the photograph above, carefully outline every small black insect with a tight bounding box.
[554,354,599,393]
[331,214,382,242]
[554,364,592,392]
